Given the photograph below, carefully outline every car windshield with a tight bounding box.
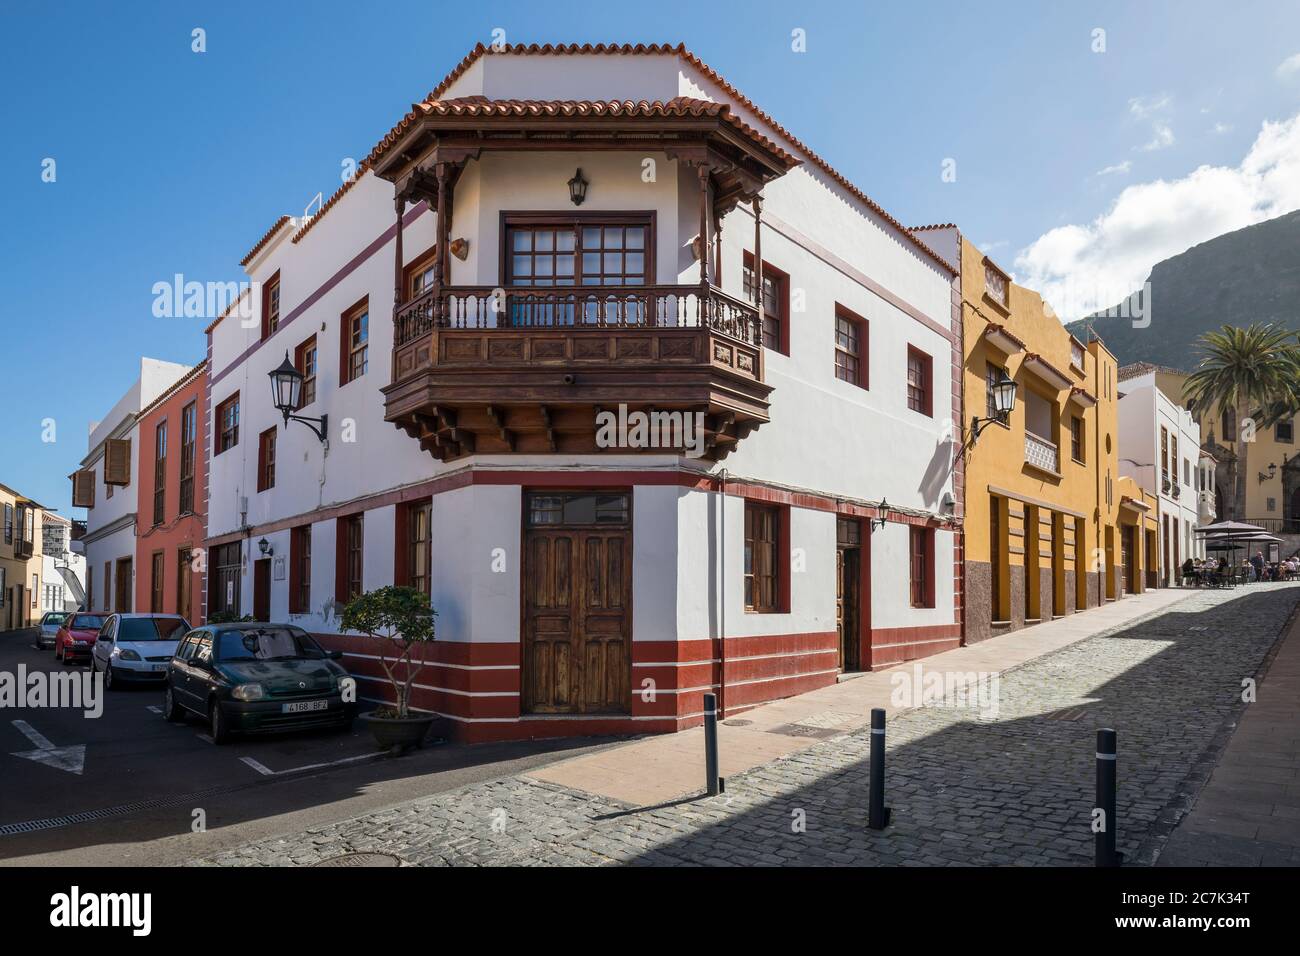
[118,618,189,642]
[70,615,106,630]
[42,613,68,626]
[215,628,324,662]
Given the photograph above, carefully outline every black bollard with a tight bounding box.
[1095,728,1122,866]
[868,707,891,829]
[704,692,721,796]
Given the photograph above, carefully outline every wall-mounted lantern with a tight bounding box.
[269,351,328,443]
[1258,462,1278,484]
[870,499,890,532]
[258,537,272,557]
[961,373,1017,454]
[568,168,589,206]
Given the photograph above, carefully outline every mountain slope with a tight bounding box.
[1064,209,1300,368]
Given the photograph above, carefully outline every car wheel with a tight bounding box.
[163,686,184,723]
[209,701,230,744]
[104,664,115,690]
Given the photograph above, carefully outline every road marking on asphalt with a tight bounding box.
[9,719,86,775]
[239,753,378,777]
[196,733,214,744]
[146,705,162,714]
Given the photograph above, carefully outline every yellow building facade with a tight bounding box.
[949,236,1158,643]
[0,482,44,631]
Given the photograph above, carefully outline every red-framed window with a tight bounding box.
[289,524,311,614]
[909,525,935,608]
[404,245,438,301]
[504,215,651,288]
[294,335,317,409]
[261,271,281,341]
[257,427,276,492]
[906,346,933,417]
[340,298,369,385]
[742,252,789,355]
[336,514,364,604]
[834,304,867,388]
[396,500,432,597]
[215,392,239,454]
[744,501,789,613]
[179,400,196,514]
[152,420,167,526]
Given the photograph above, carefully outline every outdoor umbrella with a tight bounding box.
[1196,520,1266,535]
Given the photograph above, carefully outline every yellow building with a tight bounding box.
[0,482,44,631]
[936,233,1158,643]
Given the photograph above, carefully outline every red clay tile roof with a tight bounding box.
[240,215,292,267]
[909,223,957,232]
[347,42,954,274]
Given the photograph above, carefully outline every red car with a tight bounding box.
[54,612,108,664]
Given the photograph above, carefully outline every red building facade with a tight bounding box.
[134,361,208,623]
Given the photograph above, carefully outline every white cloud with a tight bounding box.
[1014,112,1300,321]
[1129,93,1171,119]
[1211,122,1233,135]
[1137,121,1176,151]
[1278,53,1300,80]
[1096,160,1132,177]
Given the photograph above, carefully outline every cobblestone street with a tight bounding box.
[196,584,1300,867]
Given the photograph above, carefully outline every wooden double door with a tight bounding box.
[523,492,632,714]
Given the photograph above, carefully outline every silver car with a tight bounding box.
[38,611,69,649]
[90,613,191,690]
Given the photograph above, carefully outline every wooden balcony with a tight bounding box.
[383,284,771,461]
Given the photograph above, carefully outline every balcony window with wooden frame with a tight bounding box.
[150,551,165,613]
[398,500,432,597]
[909,525,935,609]
[289,524,311,614]
[176,548,192,622]
[340,299,369,385]
[294,335,317,409]
[179,401,196,515]
[71,469,95,509]
[1070,415,1085,464]
[336,514,364,604]
[744,501,786,613]
[104,437,131,487]
[261,271,281,341]
[833,305,867,388]
[404,245,438,302]
[906,346,933,417]
[257,427,276,493]
[216,392,239,454]
[743,252,788,354]
[152,420,167,527]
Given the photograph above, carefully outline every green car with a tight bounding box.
[163,624,357,743]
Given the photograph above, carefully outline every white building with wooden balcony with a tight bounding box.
[204,43,962,742]
[1117,367,1206,583]
[71,358,192,615]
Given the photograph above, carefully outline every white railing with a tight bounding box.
[1024,430,1059,473]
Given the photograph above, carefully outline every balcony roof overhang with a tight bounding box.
[371,97,800,213]
[982,322,1026,357]
[1021,352,1074,392]
[1067,385,1098,409]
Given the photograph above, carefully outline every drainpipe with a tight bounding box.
[718,468,729,718]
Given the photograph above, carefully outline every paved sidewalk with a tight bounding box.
[195,584,1297,867]
[1157,601,1300,866]
[529,587,1197,805]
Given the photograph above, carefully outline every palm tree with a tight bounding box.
[1183,324,1300,521]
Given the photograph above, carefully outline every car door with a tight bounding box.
[171,632,201,710]
[189,634,216,710]
[94,616,117,670]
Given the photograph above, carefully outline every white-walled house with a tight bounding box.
[74,358,192,614]
[40,512,86,612]
[205,43,962,742]
[1117,369,1205,584]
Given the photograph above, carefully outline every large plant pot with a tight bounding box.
[360,711,436,754]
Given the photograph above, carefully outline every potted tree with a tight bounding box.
[339,585,438,754]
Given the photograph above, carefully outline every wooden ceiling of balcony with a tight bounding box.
[371,97,799,217]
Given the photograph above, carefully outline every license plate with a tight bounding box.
[282,699,328,714]
[152,664,166,672]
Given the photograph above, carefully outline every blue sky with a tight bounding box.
[3,0,1299,516]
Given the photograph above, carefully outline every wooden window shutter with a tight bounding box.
[105,438,132,486]
[71,470,96,508]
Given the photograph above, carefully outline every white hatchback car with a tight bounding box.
[90,613,191,690]
[38,611,70,649]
